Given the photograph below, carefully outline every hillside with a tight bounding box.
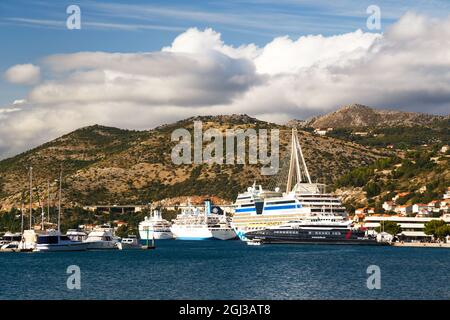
[0,114,386,210]
[296,104,446,128]
[334,149,450,212]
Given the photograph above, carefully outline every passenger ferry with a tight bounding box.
[139,210,173,240]
[245,214,380,245]
[231,129,348,241]
[170,200,236,240]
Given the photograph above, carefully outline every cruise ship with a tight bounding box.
[245,214,380,245]
[231,129,348,241]
[170,200,236,240]
[139,209,174,240]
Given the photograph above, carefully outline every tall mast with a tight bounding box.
[29,166,33,230]
[47,179,50,224]
[58,166,63,233]
[21,195,25,234]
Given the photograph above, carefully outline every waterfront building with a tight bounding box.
[364,215,450,242]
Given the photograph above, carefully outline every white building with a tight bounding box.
[412,204,430,214]
[364,215,450,241]
[382,201,396,212]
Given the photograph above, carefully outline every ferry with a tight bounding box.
[139,210,173,240]
[231,129,348,241]
[245,214,380,245]
[170,200,236,240]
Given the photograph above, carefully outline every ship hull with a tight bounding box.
[139,230,173,240]
[246,228,383,245]
[171,226,236,240]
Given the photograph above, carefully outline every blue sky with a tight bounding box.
[1,0,450,106]
[0,0,449,157]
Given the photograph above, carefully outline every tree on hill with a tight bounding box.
[375,221,401,236]
[424,220,450,241]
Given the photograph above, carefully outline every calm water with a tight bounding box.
[0,240,449,300]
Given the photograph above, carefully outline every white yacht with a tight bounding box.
[35,229,87,252]
[170,200,236,240]
[231,129,348,241]
[0,232,22,246]
[66,229,88,242]
[139,210,173,240]
[117,235,141,250]
[84,224,119,250]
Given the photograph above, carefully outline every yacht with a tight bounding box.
[84,224,119,250]
[245,214,380,245]
[0,232,22,246]
[231,129,348,241]
[139,210,173,240]
[171,200,236,240]
[66,229,88,242]
[117,235,142,250]
[35,229,88,252]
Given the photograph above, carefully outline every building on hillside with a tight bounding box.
[392,192,410,202]
[394,205,413,215]
[313,128,331,136]
[444,187,450,200]
[363,215,450,242]
[382,201,396,212]
[355,207,368,215]
[412,204,430,214]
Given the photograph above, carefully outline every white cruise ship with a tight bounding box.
[139,210,173,240]
[231,129,348,241]
[170,200,236,240]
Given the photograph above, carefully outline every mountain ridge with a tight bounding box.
[288,104,446,128]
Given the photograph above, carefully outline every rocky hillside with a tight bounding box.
[294,104,445,128]
[0,114,386,210]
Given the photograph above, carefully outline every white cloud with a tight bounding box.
[4,63,41,85]
[1,13,450,159]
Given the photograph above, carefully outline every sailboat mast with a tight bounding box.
[29,166,33,230]
[21,197,24,234]
[47,179,50,224]
[58,166,62,233]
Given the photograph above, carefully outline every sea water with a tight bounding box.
[0,240,449,300]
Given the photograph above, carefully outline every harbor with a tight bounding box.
[1,129,449,251]
[1,240,449,300]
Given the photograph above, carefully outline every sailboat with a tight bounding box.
[35,166,88,252]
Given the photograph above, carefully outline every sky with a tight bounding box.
[0,0,450,159]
